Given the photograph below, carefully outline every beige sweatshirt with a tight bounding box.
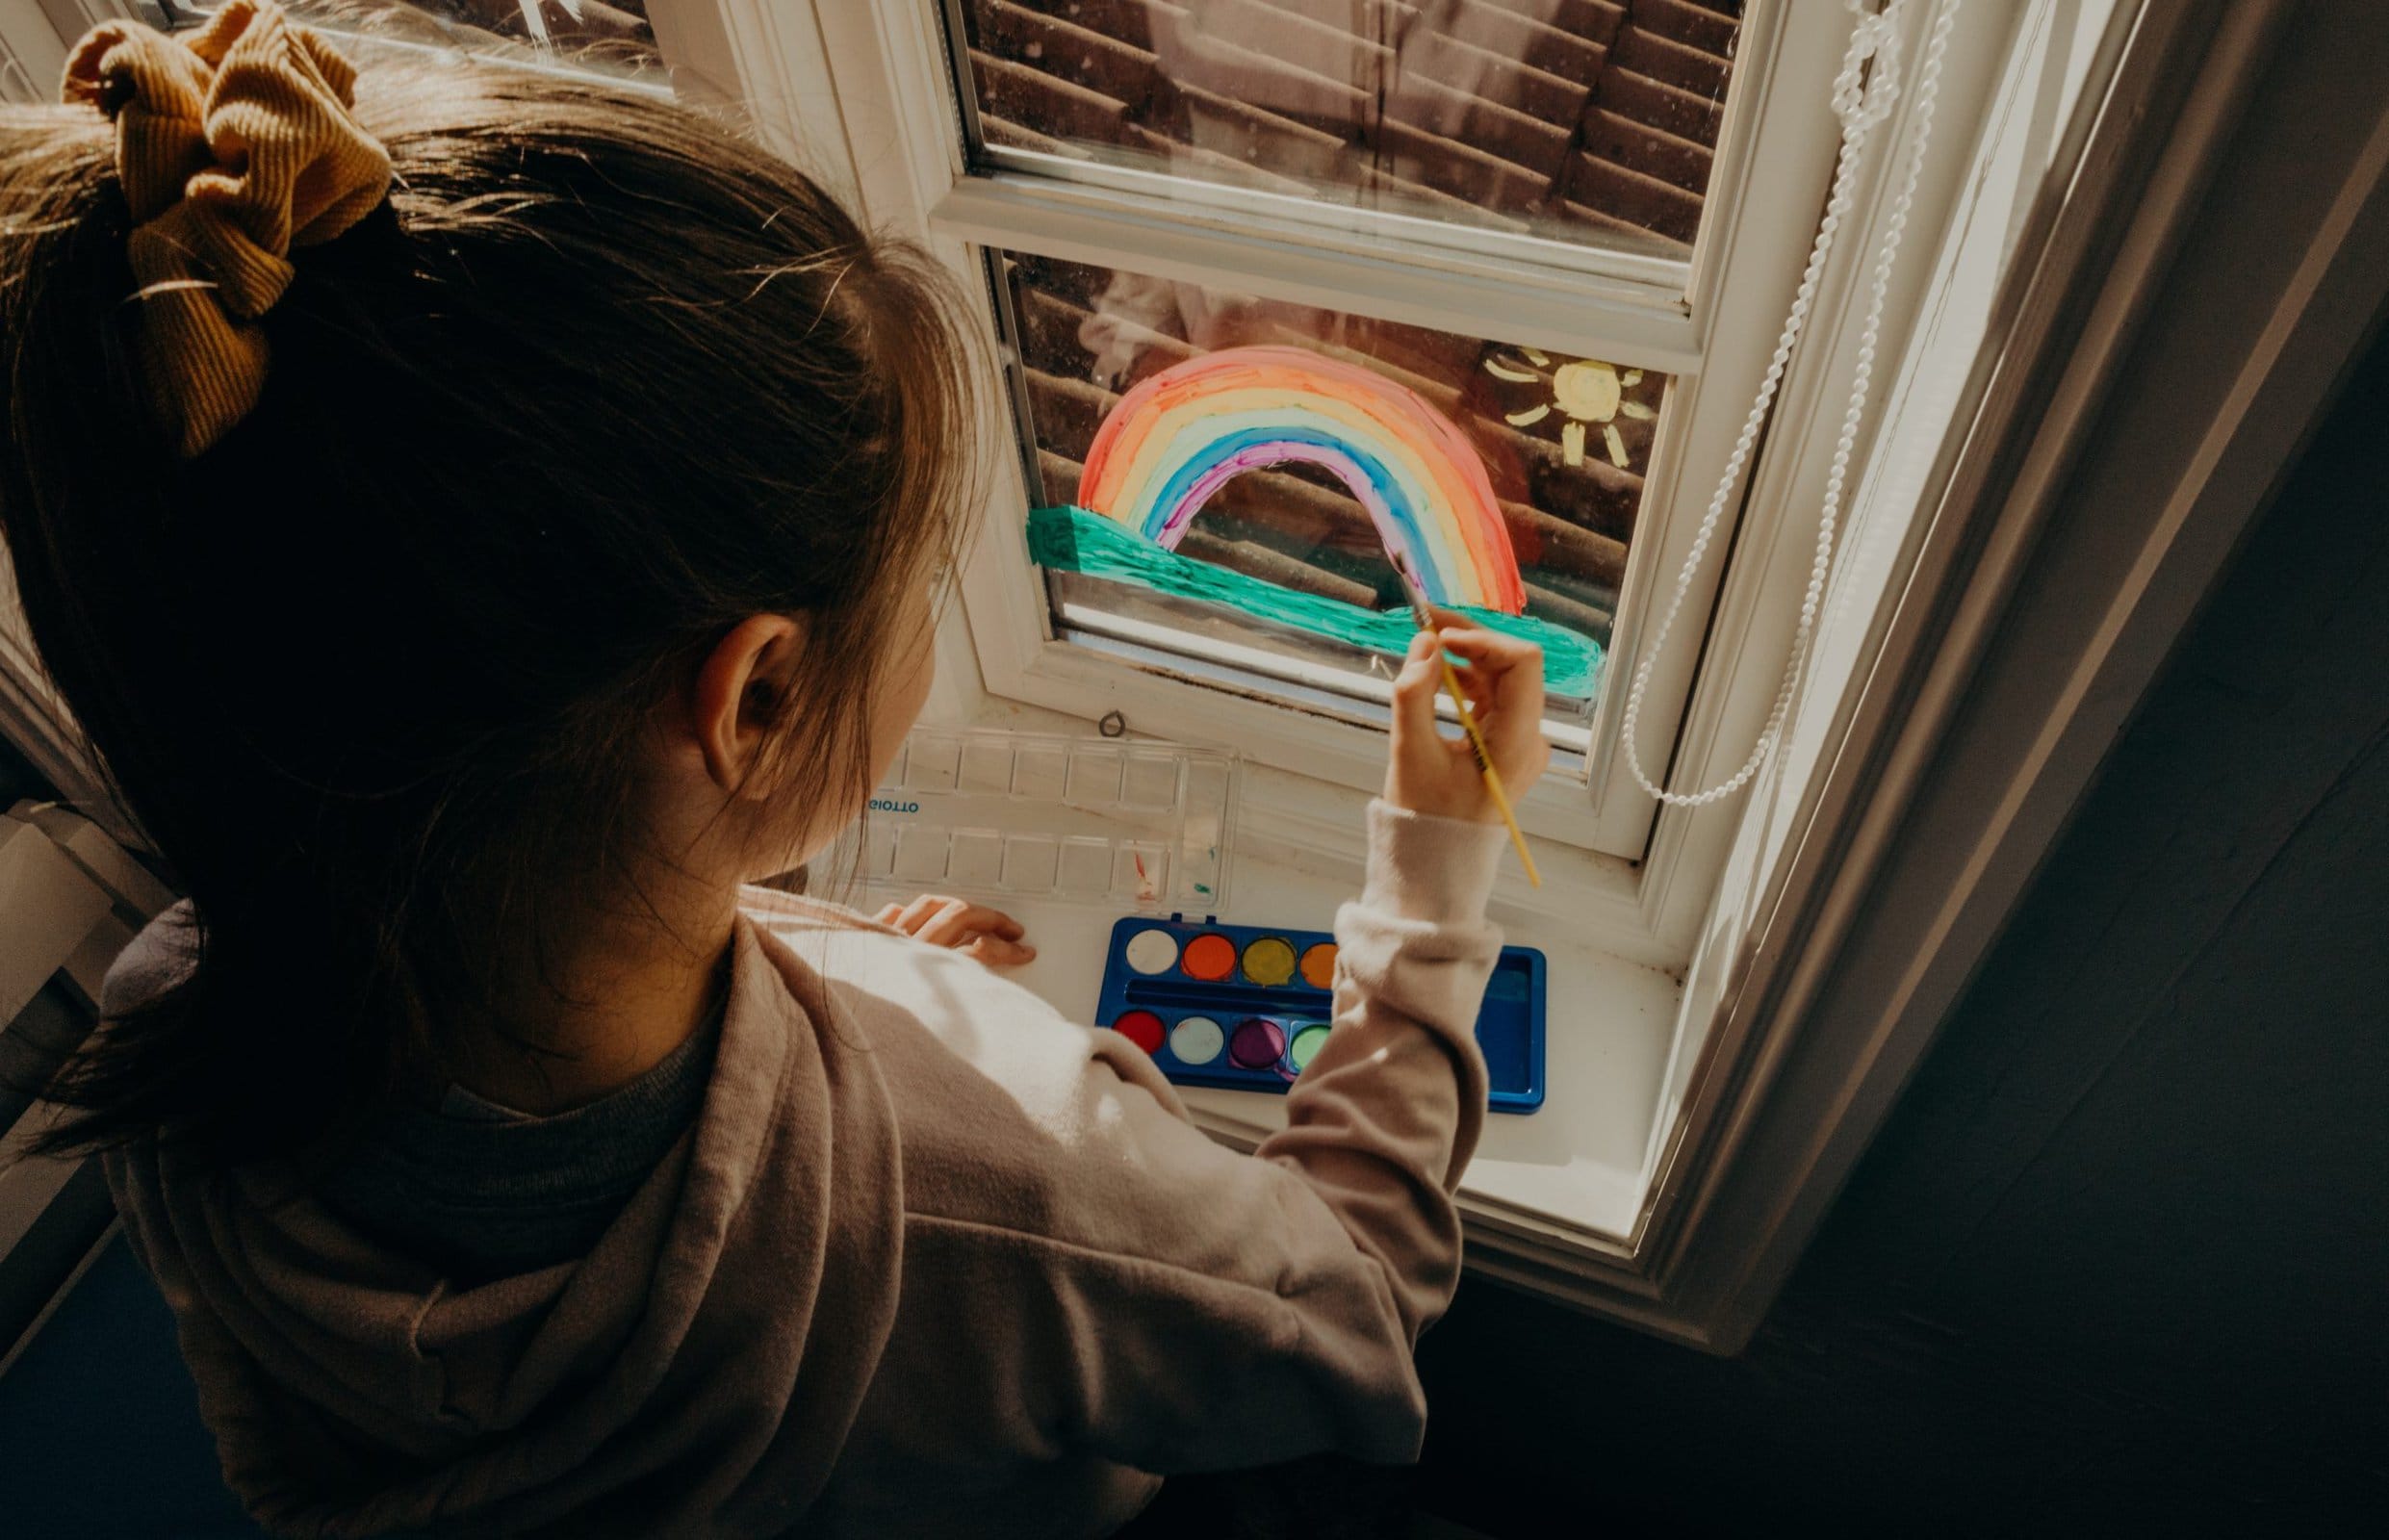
[104,801,1504,1538]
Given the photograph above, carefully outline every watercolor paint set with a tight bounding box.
[1095,915,1547,1114]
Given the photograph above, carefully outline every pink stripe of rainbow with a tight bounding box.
[1076,346,1525,614]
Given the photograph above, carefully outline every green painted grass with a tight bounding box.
[1027,504,1604,698]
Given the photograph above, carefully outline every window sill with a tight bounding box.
[990,836,1677,1255]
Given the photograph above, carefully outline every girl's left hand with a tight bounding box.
[875,894,1037,968]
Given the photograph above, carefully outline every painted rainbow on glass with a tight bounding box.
[1076,346,1528,614]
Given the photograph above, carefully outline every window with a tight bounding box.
[273,0,668,75]
[998,251,1657,746]
[0,0,117,104]
[924,0,1772,843]
[951,0,1736,264]
[809,0,1903,880]
[397,0,658,54]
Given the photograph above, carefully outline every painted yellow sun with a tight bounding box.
[1484,348,1657,469]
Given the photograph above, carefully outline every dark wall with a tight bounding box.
[0,732,49,808]
[1417,330,2389,1537]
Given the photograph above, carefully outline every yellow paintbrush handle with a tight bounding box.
[1436,656,1542,888]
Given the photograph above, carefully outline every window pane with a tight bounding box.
[1002,251,1662,728]
[953,0,1745,261]
[0,38,43,109]
[275,1,664,73]
[383,1,656,55]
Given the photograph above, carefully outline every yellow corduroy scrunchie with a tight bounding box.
[63,0,391,458]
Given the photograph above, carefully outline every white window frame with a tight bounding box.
[678,0,2040,976]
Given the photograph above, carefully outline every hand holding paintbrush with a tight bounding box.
[1385,555,1550,885]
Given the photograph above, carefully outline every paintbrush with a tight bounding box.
[1388,552,1542,888]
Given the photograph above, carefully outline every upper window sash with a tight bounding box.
[931,0,1753,296]
[847,1,1831,368]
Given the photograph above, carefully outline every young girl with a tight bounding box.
[0,5,1548,1535]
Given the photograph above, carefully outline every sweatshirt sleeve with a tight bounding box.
[1257,800,1500,1331]
[889,800,1505,1473]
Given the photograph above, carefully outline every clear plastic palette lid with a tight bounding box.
[824,728,1238,914]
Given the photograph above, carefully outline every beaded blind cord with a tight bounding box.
[1621,0,1963,808]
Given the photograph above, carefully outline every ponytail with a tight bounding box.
[0,18,984,1163]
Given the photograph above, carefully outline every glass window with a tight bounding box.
[255,1,666,77]
[0,42,39,109]
[349,1,656,56]
[950,0,1745,261]
[998,249,1666,734]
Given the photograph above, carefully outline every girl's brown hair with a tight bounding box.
[0,59,982,1161]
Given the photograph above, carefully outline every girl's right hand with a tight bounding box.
[1383,616,1551,824]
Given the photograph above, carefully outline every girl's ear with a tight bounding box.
[690,614,807,797]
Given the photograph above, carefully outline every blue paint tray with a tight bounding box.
[1094,915,1546,1114]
